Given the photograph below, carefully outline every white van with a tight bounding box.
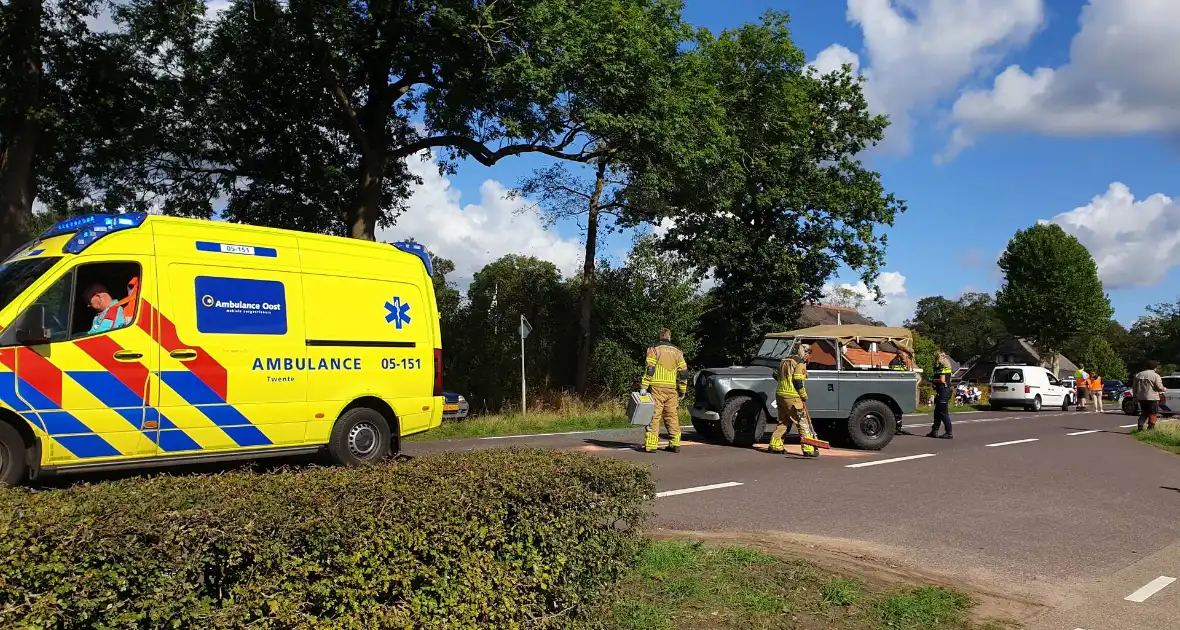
[988,365,1073,412]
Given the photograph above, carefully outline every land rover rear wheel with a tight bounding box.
[845,400,895,451]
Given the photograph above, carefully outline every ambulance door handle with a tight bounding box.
[113,351,143,361]
[170,349,198,361]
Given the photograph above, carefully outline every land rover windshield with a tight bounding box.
[0,256,61,314]
[753,338,794,360]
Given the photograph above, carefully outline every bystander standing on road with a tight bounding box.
[1075,365,1089,411]
[1133,361,1167,431]
[1090,373,1104,413]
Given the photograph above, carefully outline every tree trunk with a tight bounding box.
[575,158,608,394]
[347,154,385,240]
[0,0,43,260]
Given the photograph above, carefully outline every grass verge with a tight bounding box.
[604,541,1001,630]
[1133,419,1180,454]
[407,411,632,441]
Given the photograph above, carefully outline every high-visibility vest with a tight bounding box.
[1091,376,1102,391]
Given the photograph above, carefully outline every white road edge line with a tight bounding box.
[1125,576,1176,603]
[479,430,600,440]
[986,438,1040,447]
[656,482,744,498]
[846,453,936,468]
[1066,430,1103,436]
[1120,424,1138,428]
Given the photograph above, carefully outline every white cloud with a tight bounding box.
[1045,182,1180,290]
[810,44,860,77]
[946,0,1180,157]
[823,271,915,325]
[377,152,584,290]
[811,0,1044,153]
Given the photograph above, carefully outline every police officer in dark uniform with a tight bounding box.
[926,352,953,439]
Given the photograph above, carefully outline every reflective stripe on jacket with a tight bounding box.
[776,358,807,399]
[641,342,688,392]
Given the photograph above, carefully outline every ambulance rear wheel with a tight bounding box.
[328,407,392,466]
[0,422,27,487]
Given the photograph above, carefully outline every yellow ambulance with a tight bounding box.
[0,213,443,485]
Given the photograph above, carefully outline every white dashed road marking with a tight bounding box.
[656,482,744,498]
[1124,576,1176,603]
[986,438,1040,447]
[1066,430,1103,436]
[845,453,937,468]
[901,411,1074,429]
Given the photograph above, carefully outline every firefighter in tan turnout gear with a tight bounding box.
[770,343,820,458]
[640,328,690,453]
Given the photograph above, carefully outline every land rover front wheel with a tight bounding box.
[328,407,392,466]
[845,400,895,451]
[719,395,766,448]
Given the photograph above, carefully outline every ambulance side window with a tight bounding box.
[68,261,142,339]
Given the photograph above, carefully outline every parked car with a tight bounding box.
[1121,374,1180,416]
[1102,379,1127,401]
[689,325,919,451]
[443,391,470,419]
[988,365,1073,412]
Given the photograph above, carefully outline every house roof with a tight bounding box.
[797,304,879,328]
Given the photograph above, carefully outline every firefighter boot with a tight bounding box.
[665,433,681,453]
[801,443,819,458]
[768,435,785,454]
[643,431,659,453]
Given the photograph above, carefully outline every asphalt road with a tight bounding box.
[408,408,1180,630]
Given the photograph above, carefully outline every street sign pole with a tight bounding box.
[520,315,533,415]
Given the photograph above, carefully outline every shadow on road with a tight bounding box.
[1160,486,1180,494]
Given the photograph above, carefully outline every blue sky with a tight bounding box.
[375,0,1180,327]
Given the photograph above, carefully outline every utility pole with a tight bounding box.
[519,315,533,415]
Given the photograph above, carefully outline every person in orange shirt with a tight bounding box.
[1089,373,1104,413]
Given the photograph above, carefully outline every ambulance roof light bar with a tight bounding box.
[391,241,434,277]
[40,213,149,254]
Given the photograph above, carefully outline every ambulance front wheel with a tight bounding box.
[328,407,393,466]
[0,422,28,487]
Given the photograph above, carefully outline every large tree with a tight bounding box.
[512,158,626,394]
[620,11,905,361]
[0,0,166,258]
[118,0,688,239]
[995,223,1112,373]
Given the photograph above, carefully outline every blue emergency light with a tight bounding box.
[40,213,149,254]
[392,241,434,276]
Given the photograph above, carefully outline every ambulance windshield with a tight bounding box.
[0,257,61,314]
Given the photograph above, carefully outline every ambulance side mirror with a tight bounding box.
[15,305,50,345]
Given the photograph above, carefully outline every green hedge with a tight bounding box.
[0,449,653,629]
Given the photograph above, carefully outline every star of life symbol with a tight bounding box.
[384,297,412,329]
